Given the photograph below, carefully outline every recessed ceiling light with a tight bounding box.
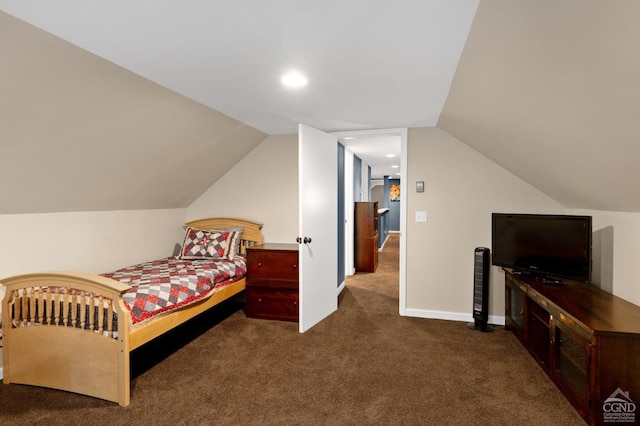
[281,71,308,88]
[391,165,399,169]
[386,154,395,158]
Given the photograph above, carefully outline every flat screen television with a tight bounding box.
[491,213,592,283]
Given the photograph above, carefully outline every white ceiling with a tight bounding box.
[340,135,401,179]
[0,1,479,136]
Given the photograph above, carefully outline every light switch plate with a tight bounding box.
[416,211,427,222]
[416,181,424,192]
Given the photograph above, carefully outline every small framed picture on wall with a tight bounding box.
[390,184,400,202]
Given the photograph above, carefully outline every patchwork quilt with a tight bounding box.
[102,256,247,326]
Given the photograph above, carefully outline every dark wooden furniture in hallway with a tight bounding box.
[354,201,378,272]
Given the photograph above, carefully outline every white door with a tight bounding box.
[298,124,338,333]
[344,150,355,276]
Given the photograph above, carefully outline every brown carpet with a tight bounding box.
[0,233,584,425]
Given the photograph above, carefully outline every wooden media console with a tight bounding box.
[504,269,640,425]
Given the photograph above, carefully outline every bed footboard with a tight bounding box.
[1,272,132,406]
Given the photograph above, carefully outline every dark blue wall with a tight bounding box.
[383,176,390,208]
[367,165,372,200]
[337,143,345,287]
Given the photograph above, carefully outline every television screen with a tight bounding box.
[491,213,592,283]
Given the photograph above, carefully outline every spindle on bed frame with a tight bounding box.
[9,286,118,338]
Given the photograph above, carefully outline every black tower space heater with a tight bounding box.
[467,247,494,332]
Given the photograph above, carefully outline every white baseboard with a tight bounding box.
[404,308,505,326]
[379,235,389,251]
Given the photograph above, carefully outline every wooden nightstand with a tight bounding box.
[245,243,299,322]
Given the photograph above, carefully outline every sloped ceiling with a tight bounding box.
[0,12,266,214]
[438,0,640,212]
[0,1,478,135]
[0,1,479,215]
[2,1,640,214]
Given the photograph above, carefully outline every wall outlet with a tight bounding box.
[415,211,427,222]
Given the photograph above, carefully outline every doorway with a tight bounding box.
[333,128,408,316]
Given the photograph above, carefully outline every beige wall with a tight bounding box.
[0,208,186,278]
[0,133,298,312]
[568,209,640,307]
[371,185,384,206]
[405,127,564,322]
[187,134,299,243]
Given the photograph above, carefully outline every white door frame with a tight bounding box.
[333,128,408,315]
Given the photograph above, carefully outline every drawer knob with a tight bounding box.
[257,262,263,267]
[258,298,262,302]
[293,264,297,270]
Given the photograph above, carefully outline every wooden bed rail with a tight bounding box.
[2,271,132,332]
[1,272,132,406]
[2,271,131,297]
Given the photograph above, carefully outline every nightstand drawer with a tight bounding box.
[246,288,298,322]
[247,277,298,290]
[246,251,298,280]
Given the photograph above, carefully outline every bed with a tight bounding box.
[1,217,263,407]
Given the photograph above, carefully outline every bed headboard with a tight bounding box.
[184,217,264,254]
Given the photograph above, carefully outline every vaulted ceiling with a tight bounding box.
[2,1,640,214]
[439,0,640,212]
[0,1,478,135]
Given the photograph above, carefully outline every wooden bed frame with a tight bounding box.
[1,217,263,407]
